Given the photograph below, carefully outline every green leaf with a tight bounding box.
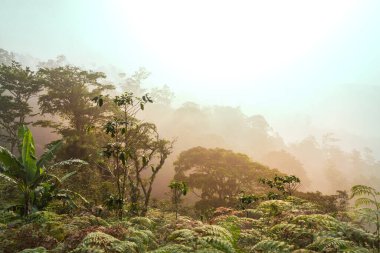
[60,171,77,183]
[18,125,38,183]
[37,140,63,169]
[119,152,126,165]
[0,146,23,172]
[49,159,88,170]
[0,172,17,184]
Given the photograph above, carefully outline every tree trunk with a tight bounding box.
[24,192,31,216]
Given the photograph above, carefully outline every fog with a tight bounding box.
[1,0,380,194]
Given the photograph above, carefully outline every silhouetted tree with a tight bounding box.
[174,147,279,210]
[0,61,43,152]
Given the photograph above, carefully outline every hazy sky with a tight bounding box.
[1,0,380,148]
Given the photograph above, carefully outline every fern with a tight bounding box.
[306,236,354,251]
[291,214,339,230]
[198,236,235,253]
[194,225,233,242]
[251,239,294,253]
[18,247,48,253]
[148,244,192,253]
[291,250,317,253]
[72,231,138,253]
[129,217,154,229]
[238,229,268,248]
[195,248,225,253]
[168,229,197,244]
[127,227,158,249]
[341,247,371,253]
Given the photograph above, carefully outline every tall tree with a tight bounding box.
[127,122,173,216]
[0,61,43,152]
[96,92,172,218]
[351,185,380,252]
[38,66,114,136]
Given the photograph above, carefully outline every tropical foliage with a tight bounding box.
[0,126,87,215]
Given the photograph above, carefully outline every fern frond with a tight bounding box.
[199,236,235,253]
[354,197,376,207]
[351,185,375,198]
[148,244,192,253]
[306,236,354,251]
[252,239,294,253]
[194,225,233,242]
[129,216,154,229]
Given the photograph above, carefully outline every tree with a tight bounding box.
[0,61,43,152]
[174,147,280,210]
[260,175,301,197]
[351,184,380,252]
[95,92,173,218]
[0,48,15,66]
[169,180,188,219]
[238,192,259,217]
[38,66,114,136]
[126,122,173,216]
[0,125,87,215]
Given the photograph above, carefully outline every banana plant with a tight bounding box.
[0,125,87,215]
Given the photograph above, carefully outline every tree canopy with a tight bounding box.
[174,147,280,209]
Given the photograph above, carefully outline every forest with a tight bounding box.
[0,47,379,253]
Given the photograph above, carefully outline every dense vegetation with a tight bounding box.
[0,52,379,252]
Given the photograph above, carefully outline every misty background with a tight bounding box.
[1,0,380,194]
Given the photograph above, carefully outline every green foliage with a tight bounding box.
[71,231,138,253]
[0,60,43,152]
[165,224,235,253]
[350,184,380,252]
[169,180,188,219]
[95,91,172,218]
[251,239,294,253]
[174,147,279,210]
[260,175,301,196]
[0,126,88,215]
[129,216,155,230]
[257,200,292,216]
[37,66,112,136]
[306,236,355,251]
[18,247,48,253]
[149,244,192,253]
